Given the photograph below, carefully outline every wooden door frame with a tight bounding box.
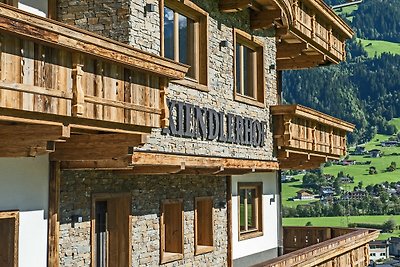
[0,210,19,267]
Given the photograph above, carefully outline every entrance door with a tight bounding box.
[0,211,18,267]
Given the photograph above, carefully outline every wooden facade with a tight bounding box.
[219,0,354,69]
[253,226,379,267]
[271,104,355,169]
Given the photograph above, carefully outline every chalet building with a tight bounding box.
[0,0,379,267]
[296,190,314,200]
[369,240,390,262]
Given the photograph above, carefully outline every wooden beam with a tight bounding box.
[60,157,133,170]
[277,54,327,70]
[250,9,282,30]
[132,152,279,171]
[0,124,70,157]
[51,133,147,161]
[0,124,70,141]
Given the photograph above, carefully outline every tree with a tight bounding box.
[382,219,397,233]
[305,221,313,226]
[387,162,397,172]
[369,166,378,175]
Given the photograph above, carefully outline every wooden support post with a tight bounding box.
[48,161,60,267]
[226,176,233,267]
[72,53,85,117]
[48,0,57,20]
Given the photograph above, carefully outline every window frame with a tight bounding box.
[0,210,19,267]
[194,196,214,255]
[237,182,263,241]
[234,29,265,108]
[160,199,184,264]
[160,0,209,92]
[90,193,132,267]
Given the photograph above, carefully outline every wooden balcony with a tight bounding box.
[271,105,355,169]
[253,226,379,267]
[219,0,354,69]
[0,4,188,158]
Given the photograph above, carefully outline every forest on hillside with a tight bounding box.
[283,0,400,144]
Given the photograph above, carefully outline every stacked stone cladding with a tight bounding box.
[59,171,228,266]
[56,0,279,161]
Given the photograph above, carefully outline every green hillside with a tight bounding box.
[358,38,400,57]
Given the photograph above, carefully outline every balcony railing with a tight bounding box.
[253,226,379,267]
[219,0,354,69]
[271,105,355,169]
[0,4,188,132]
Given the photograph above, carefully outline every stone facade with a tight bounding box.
[56,0,279,161]
[59,171,228,266]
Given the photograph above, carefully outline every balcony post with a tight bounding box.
[72,53,85,117]
[329,127,334,154]
[160,77,169,128]
[311,13,316,40]
[283,115,292,147]
[312,123,317,151]
[292,0,299,27]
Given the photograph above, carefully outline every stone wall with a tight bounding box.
[57,0,131,44]
[59,171,228,266]
[56,0,279,161]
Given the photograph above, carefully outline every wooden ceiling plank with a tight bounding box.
[250,9,282,29]
[219,0,253,12]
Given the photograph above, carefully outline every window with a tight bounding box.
[161,0,208,90]
[2,0,54,18]
[234,29,265,107]
[91,194,131,267]
[160,199,184,264]
[0,211,19,267]
[195,197,214,255]
[238,183,262,240]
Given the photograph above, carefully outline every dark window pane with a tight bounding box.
[239,189,245,230]
[247,189,256,229]
[243,46,254,98]
[179,14,188,64]
[236,43,241,94]
[95,201,107,267]
[164,7,174,60]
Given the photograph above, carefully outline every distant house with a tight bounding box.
[369,240,390,262]
[296,190,315,200]
[320,186,335,197]
[342,189,368,200]
[339,177,352,184]
[352,146,368,155]
[381,141,400,147]
[389,237,400,257]
[370,149,381,158]
[281,175,294,182]
[341,159,356,166]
